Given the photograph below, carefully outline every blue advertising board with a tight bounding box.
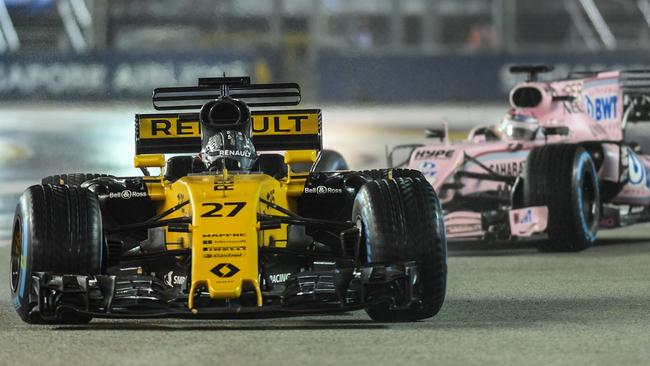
[2,50,650,102]
[317,51,650,102]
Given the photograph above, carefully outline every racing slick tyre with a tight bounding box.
[353,177,447,322]
[523,144,600,252]
[10,184,103,324]
[358,168,425,181]
[41,173,113,187]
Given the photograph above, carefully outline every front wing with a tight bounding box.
[26,262,419,320]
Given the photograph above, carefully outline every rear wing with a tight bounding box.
[135,109,322,155]
[620,70,650,123]
[152,77,301,110]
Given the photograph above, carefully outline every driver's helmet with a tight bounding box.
[201,130,257,171]
[498,114,539,140]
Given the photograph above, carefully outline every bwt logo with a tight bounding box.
[584,95,618,122]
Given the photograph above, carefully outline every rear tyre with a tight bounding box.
[313,150,349,171]
[523,144,600,252]
[292,149,349,172]
[11,185,103,324]
[42,173,113,187]
[353,177,447,322]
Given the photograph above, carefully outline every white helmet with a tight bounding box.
[499,114,539,140]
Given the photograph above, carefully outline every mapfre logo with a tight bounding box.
[304,185,343,194]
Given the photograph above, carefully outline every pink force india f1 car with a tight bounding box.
[389,65,650,252]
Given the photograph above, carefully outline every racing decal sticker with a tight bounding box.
[627,152,646,186]
[203,245,247,259]
[108,190,148,199]
[304,185,343,194]
[584,95,618,122]
[164,271,187,287]
[582,77,620,123]
[251,112,319,136]
[488,160,525,176]
[135,113,202,154]
[202,233,246,245]
[418,161,436,170]
[213,181,234,191]
[268,272,291,284]
[138,117,200,139]
[211,263,240,278]
[518,208,533,225]
[464,151,529,177]
[200,202,247,218]
[418,161,437,178]
[413,149,454,160]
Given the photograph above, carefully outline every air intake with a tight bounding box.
[511,87,543,108]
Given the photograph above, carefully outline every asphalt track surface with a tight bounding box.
[0,106,649,366]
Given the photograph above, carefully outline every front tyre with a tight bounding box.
[524,144,600,252]
[353,177,447,322]
[11,185,103,324]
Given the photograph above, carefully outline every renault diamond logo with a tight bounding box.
[211,263,240,278]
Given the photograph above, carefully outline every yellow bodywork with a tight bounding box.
[140,150,315,311]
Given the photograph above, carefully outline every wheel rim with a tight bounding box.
[355,216,369,262]
[581,167,598,229]
[10,218,21,292]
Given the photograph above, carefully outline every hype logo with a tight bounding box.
[584,95,618,122]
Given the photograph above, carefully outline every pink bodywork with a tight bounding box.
[509,206,548,237]
[407,70,650,240]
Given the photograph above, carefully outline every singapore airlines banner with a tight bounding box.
[0,52,257,100]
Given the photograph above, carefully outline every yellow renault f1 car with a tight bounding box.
[10,77,447,324]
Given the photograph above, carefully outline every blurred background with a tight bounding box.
[1,0,650,241]
[0,0,649,101]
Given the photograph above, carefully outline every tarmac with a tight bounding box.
[0,105,648,366]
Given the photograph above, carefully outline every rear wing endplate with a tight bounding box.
[621,70,650,123]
